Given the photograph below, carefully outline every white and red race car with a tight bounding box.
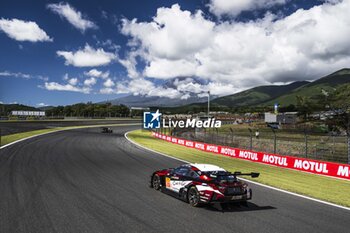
[150,163,259,207]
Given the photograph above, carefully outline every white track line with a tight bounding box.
[124,131,350,211]
[0,123,139,150]
[1,130,61,150]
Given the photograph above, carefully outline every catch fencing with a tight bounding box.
[156,127,349,164]
[151,132,350,181]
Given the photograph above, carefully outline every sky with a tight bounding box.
[0,0,349,107]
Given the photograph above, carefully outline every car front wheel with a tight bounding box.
[152,174,161,190]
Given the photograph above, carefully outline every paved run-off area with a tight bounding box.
[0,125,349,233]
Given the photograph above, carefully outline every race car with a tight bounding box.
[101,127,113,133]
[150,163,259,207]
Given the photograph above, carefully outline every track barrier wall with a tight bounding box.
[152,132,350,181]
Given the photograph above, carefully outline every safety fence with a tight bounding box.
[159,127,349,164]
[152,132,350,181]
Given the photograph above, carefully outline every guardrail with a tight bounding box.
[152,132,350,181]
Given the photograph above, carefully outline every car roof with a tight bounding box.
[190,163,226,172]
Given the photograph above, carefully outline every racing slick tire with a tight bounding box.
[188,186,201,207]
[152,174,161,190]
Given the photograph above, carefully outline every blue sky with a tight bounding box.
[0,0,349,107]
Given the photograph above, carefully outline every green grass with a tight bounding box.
[1,128,63,146]
[128,129,350,207]
[0,123,139,147]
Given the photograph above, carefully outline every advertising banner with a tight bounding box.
[11,110,46,116]
[152,132,350,181]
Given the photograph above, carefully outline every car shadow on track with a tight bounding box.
[204,202,276,213]
[158,189,276,213]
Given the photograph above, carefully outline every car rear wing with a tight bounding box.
[233,172,260,178]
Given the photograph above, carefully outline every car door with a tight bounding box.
[165,166,192,193]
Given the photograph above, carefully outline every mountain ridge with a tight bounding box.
[212,81,310,107]
[101,77,213,107]
[161,68,350,112]
[263,68,350,106]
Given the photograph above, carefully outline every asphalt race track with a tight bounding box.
[0,119,140,136]
[1,125,349,233]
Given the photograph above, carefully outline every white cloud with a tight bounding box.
[174,78,204,94]
[208,0,287,17]
[120,4,213,79]
[47,2,97,32]
[68,77,78,86]
[121,4,214,60]
[99,87,115,94]
[323,0,343,4]
[37,75,49,81]
[95,38,120,51]
[103,78,115,87]
[43,73,94,93]
[144,58,198,79]
[57,44,116,67]
[113,77,230,99]
[63,73,69,80]
[62,73,79,85]
[180,93,191,100]
[84,69,109,79]
[44,82,91,94]
[37,103,48,107]
[0,71,31,79]
[101,10,108,20]
[84,77,97,86]
[0,71,49,81]
[118,51,140,78]
[116,78,182,99]
[119,1,350,97]
[0,18,52,42]
[206,82,242,96]
[114,78,241,99]
[197,92,209,98]
[116,79,153,95]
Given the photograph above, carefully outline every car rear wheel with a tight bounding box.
[188,186,201,207]
[152,174,161,190]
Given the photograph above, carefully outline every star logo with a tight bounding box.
[143,109,162,129]
[150,109,162,122]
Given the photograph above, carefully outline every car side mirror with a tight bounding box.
[251,172,260,178]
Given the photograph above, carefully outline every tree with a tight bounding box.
[296,95,316,120]
[279,104,297,112]
[327,84,350,163]
[45,103,130,118]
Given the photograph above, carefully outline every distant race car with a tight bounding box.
[150,163,259,207]
[101,127,113,133]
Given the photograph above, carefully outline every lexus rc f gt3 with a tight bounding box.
[150,163,259,207]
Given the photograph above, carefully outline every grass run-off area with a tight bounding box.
[0,123,139,147]
[128,129,350,207]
